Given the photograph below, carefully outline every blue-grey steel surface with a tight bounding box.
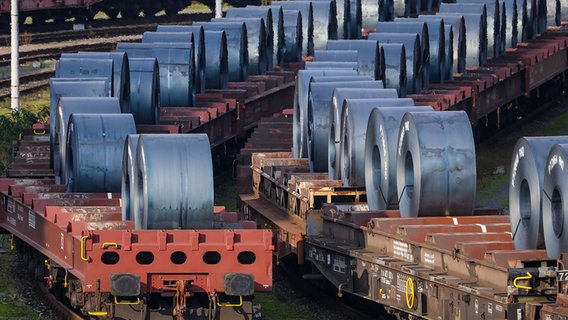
[66,113,136,193]
[128,58,160,125]
[329,91,405,180]
[396,111,476,217]
[202,31,229,89]
[326,40,381,79]
[310,0,338,50]
[116,42,196,107]
[340,96,413,187]
[155,25,206,93]
[313,50,358,62]
[63,52,131,113]
[364,106,433,211]
[379,43,407,97]
[275,8,303,64]
[211,18,268,75]
[424,14,465,73]
[271,1,314,56]
[304,61,358,70]
[55,58,114,92]
[134,134,214,230]
[307,80,385,172]
[56,97,121,182]
[49,78,110,172]
[122,134,139,222]
[197,22,249,82]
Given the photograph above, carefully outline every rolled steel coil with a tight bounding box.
[367,33,423,94]
[427,14,466,73]
[143,30,205,94]
[396,111,476,217]
[133,134,214,230]
[128,58,160,125]
[307,80,384,172]
[56,97,121,182]
[458,0,503,56]
[503,0,519,49]
[155,25,206,92]
[561,0,568,28]
[122,134,139,222]
[524,0,538,39]
[211,18,268,75]
[444,2,496,58]
[202,31,229,89]
[306,0,338,50]
[375,22,430,90]
[378,43,407,97]
[66,113,136,193]
[326,40,381,80]
[518,0,531,42]
[271,1,314,56]
[197,22,249,82]
[275,8,303,64]
[305,61,358,70]
[332,0,348,39]
[116,42,196,107]
[55,57,114,92]
[544,0,559,28]
[364,106,434,210]
[509,136,568,250]
[63,52,131,113]
[542,144,568,258]
[329,89,402,180]
[49,78,110,172]
[293,69,357,158]
[249,5,285,67]
[340,97,414,187]
[348,0,362,39]
[395,17,445,83]
[314,50,359,62]
[393,0,410,17]
[227,7,276,70]
[437,12,488,68]
[360,0,382,29]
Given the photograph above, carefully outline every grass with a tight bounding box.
[255,292,316,320]
[0,248,44,320]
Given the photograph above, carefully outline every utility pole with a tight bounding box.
[215,0,223,18]
[11,0,20,114]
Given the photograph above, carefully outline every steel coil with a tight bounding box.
[66,113,136,193]
[348,0,362,39]
[56,97,121,182]
[276,8,303,63]
[561,0,568,28]
[378,43,407,97]
[340,97,415,187]
[305,61,358,70]
[509,136,568,250]
[49,78,110,171]
[361,0,380,29]
[329,89,402,180]
[314,50,359,62]
[375,22,430,90]
[116,42,196,107]
[326,40,381,80]
[451,2,499,58]
[364,106,434,210]
[544,0,559,27]
[517,0,530,42]
[427,15,466,73]
[396,111,476,217]
[437,12,488,68]
[196,22,249,82]
[55,57,114,92]
[155,25,206,92]
[525,0,537,39]
[122,134,139,222]
[143,30,205,94]
[393,0,409,17]
[368,33,423,94]
[249,5,285,67]
[211,18,268,75]
[271,1,314,56]
[128,58,160,125]
[227,7,276,70]
[63,52,131,113]
[202,31,229,89]
[542,144,568,258]
[543,145,568,258]
[307,80,384,172]
[306,0,338,50]
[396,17,445,83]
[502,0,519,49]
[293,69,357,158]
[134,134,214,230]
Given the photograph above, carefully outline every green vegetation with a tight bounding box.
[255,292,316,320]
[0,90,49,171]
[0,250,44,319]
